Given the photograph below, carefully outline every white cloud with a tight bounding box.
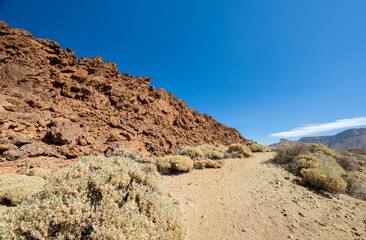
[269,117,366,138]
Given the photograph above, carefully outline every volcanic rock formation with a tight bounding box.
[0,21,246,173]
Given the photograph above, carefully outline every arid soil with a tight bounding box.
[163,153,366,240]
[0,21,245,174]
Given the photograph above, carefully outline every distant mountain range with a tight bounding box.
[272,128,366,150]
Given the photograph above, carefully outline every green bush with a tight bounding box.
[296,155,322,169]
[227,144,253,158]
[300,167,347,191]
[307,144,340,158]
[0,156,186,239]
[26,168,52,179]
[0,174,45,205]
[157,155,194,174]
[179,147,204,159]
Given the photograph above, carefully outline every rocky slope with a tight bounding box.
[272,128,366,150]
[299,128,366,150]
[0,21,246,173]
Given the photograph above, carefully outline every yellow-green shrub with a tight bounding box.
[300,167,347,191]
[157,155,194,174]
[195,160,223,169]
[296,155,322,168]
[227,144,253,158]
[0,156,186,239]
[197,145,224,160]
[0,174,45,205]
[246,141,271,153]
[26,168,51,179]
[341,173,356,187]
[308,144,340,158]
[179,147,204,159]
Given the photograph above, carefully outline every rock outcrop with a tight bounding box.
[0,21,246,173]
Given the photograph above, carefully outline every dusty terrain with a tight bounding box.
[163,152,366,240]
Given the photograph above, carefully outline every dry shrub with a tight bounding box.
[335,155,359,171]
[0,174,45,205]
[308,143,340,158]
[157,155,194,174]
[246,141,271,153]
[296,155,322,169]
[26,168,51,179]
[272,142,309,165]
[179,147,204,159]
[0,156,186,239]
[198,145,224,160]
[341,173,356,187]
[195,160,223,169]
[107,145,155,164]
[300,167,347,191]
[314,154,345,176]
[227,144,253,158]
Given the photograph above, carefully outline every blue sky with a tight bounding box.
[1,0,365,145]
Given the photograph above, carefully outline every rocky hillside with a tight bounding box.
[0,21,246,173]
[299,128,366,150]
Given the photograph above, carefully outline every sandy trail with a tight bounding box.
[162,152,366,240]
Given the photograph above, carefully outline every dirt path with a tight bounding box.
[162,152,366,240]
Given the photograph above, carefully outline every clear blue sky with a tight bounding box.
[1,0,365,145]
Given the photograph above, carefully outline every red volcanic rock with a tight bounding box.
[0,21,247,172]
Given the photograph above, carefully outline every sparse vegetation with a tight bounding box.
[179,147,204,159]
[308,143,340,158]
[0,174,45,205]
[246,141,271,152]
[195,159,223,169]
[157,155,194,174]
[300,167,347,191]
[0,156,186,239]
[272,143,366,196]
[227,144,253,158]
[296,155,322,168]
[26,168,51,179]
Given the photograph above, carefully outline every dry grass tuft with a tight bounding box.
[227,144,253,158]
[179,147,204,159]
[195,160,223,169]
[0,174,45,205]
[157,155,194,174]
[0,156,186,239]
[26,168,52,179]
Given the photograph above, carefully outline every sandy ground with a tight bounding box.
[162,152,366,240]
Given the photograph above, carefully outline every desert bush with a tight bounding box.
[300,167,347,191]
[0,174,45,205]
[341,173,356,187]
[106,145,155,164]
[0,156,186,239]
[307,144,340,158]
[272,142,309,164]
[296,155,322,169]
[335,156,359,171]
[246,141,271,153]
[198,145,224,160]
[26,168,51,179]
[178,147,204,159]
[195,160,223,169]
[227,144,253,158]
[314,154,345,176]
[157,155,194,174]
